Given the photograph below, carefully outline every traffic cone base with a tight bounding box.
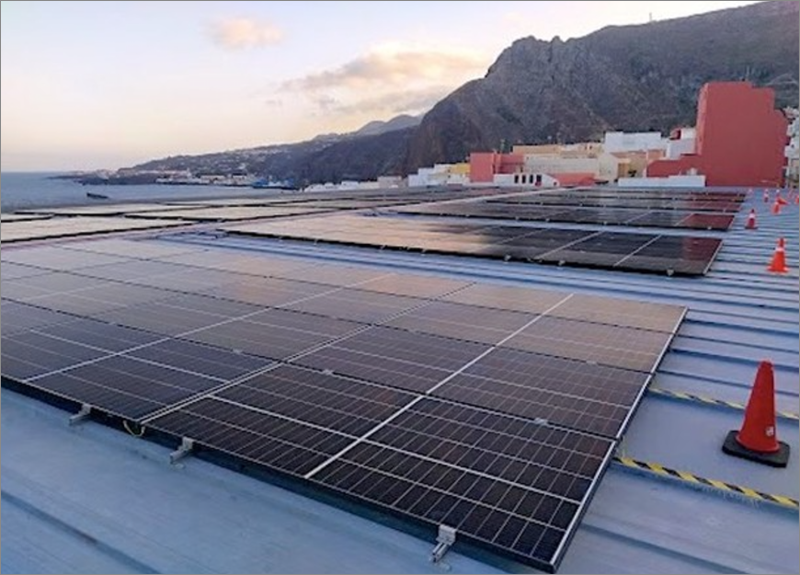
[722,430,790,468]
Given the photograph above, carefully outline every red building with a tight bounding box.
[469,152,524,182]
[647,82,788,187]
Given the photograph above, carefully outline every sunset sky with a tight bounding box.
[1,0,758,171]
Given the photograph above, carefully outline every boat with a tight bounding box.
[86,191,109,200]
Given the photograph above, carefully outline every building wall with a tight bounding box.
[469,153,500,182]
[522,155,600,176]
[469,153,523,182]
[618,175,706,188]
[647,82,788,187]
[603,131,667,153]
[512,144,562,155]
[449,163,471,175]
[666,137,696,160]
[493,173,558,187]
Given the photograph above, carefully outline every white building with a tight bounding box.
[665,127,697,160]
[603,131,667,153]
[785,110,799,187]
[408,164,469,187]
[492,173,559,187]
[522,153,621,181]
[618,174,706,188]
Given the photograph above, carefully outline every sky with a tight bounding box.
[1,0,759,172]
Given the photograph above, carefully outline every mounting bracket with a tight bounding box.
[169,437,195,464]
[69,403,92,426]
[430,524,457,564]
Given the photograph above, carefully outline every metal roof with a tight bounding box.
[2,191,798,573]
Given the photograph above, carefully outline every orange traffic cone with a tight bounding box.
[795,193,799,205]
[767,238,788,273]
[722,361,790,467]
[745,209,757,230]
[777,192,788,206]
[771,199,782,215]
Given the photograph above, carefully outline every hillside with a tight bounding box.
[133,1,798,185]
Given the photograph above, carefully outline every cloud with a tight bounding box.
[209,17,283,49]
[275,45,488,123]
[330,85,452,116]
[280,46,487,92]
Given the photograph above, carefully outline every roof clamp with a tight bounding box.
[68,403,92,426]
[169,437,195,465]
[430,524,457,566]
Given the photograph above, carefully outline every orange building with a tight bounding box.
[646,82,788,187]
[469,152,524,182]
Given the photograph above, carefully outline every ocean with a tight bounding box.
[0,172,278,212]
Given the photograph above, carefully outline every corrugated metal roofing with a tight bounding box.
[2,191,798,573]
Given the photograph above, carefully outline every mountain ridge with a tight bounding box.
[133,1,798,185]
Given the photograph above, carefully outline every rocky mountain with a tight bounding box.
[405,0,798,170]
[353,114,422,138]
[133,1,798,185]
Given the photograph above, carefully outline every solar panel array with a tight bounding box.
[397,190,740,231]
[1,237,686,572]
[0,216,186,244]
[487,188,745,212]
[123,205,332,221]
[224,213,723,276]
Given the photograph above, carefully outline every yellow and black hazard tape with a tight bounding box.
[613,456,799,511]
[648,387,800,421]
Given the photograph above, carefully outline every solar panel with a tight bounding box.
[274,264,390,286]
[61,238,204,259]
[386,301,535,344]
[2,271,110,297]
[358,273,472,299]
[443,284,571,314]
[125,206,329,221]
[395,203,735,231]
[144,379,614,573]
[1,245,129,270]
[185,318,334,360]
[25,354,224,420]
[35,317,163,352]
[0,261,51,280]
[1,301,76,336]
[1,331,109,381]
[284,289,424,323]
[501,316,671,372]
[72,259,194,282]
[160,251,312,277]
[294,326,491,392]
[549,294,686,332]
[433,348,649,438]
[215,365,417,436]
[0,217,184,244]
[147,396,357,476]
[201,277,331,307]
[94,300,240,336]
[246,308,365,337]
[127,338,271,381]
